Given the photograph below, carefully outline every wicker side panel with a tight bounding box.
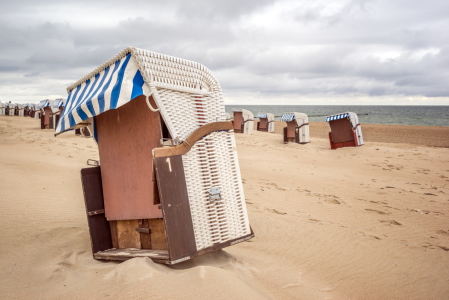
[155,88,225,142]
[181,131,250,250]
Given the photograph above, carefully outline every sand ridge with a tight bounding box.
[1,116,448,299]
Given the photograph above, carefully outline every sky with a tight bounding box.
[0,0,448,105]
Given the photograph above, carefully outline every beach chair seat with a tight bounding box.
[326,112,363,149]
[57,46,253,265]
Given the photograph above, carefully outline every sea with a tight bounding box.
[224,105,449,127]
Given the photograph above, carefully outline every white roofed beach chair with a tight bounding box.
[256,113,274,133]
[16,104,24,116]
[8,102,15,116]
[325,112,363,149]
[280,112,310,144]
[232,109,254,135]
[56,46,253,265]
[0,101,4,116]
[37,100,55,129]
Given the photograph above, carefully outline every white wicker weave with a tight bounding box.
[8,105,15,116]
[266,113,275,133]
[182,131,250,250]
[0,101,4,116]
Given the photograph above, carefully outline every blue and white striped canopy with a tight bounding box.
[55,53,148,135]
[232,109,242,112]
[37,100,50,110]
[4,102,9,107]
[52,99,65,108]
[257,113,267,118]
[326,113,349,122]
[280,113,295,122]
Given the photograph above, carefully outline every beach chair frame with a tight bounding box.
[281,113,310,144]
[326,112,363,150]
[232,109,254,134]
[57,47,253,265]
[256,113,274,133]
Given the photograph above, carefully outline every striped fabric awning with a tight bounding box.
[280,113,295,122]
[4,102,9,107]
[232,109,242,112]
[37,100,49,110]
[55,52,149,135]
[257,113,267,119]
[52,99,65,108]
[326,113,349,122]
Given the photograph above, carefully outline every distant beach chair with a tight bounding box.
[30,104,40,119]
[37,100,55,129]
[280,112,310,144]
[256,113,274,133]
[326,112,363,150]
[23,104,30,117]
[0,101,4,116]
[16,104,24,116]
[55,46,253,265]
[232,109,254,134]
[225,112,231,121]
[51,99,66,128]
[8,102,15,116]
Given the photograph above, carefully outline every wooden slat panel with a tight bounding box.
[330,118,354,143]
[148,219,168,250]
[116,220,141,249]
[80,166,113,254]
[155,156,196,260]
[286,120,296,138]
[95,95,163,220]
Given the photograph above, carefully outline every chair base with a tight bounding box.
[329,132,362,150]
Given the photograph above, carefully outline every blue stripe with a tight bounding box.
[110,53,131,109]
[131,70,144,100]
[69,79,91,128]
[93,119,98,143]
[85,72,105,117]
[67,85,82,128]
[60,91,73,131]
[98,60,121,113]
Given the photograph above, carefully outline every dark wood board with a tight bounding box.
[286,120,296,138]
[95,95,163,220]
[330,118,354,143]
[148,219,168,250]
[80,166,113,255]
[155,155,197,260]
[139,219,152,249]
[94,248,169,263]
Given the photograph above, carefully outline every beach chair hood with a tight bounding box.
[37,100,52,110]
[281,112,308,126]
[326,112,363,146]
[56,46,225,142]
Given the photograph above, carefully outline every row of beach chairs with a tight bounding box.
[227,109,364,150]
[5,47,364,266]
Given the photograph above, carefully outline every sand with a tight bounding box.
[1,116,448,299]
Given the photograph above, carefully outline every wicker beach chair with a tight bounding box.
[8,102,15,116]
[55,46,253,265]
[51,99,66,128]
[0,101,4,116]
[16,104,24,116]
[280,112,310,144]
[232,109,254,134]
[37,100,55,129]
[256,113,274,133]
[326,112,363,149]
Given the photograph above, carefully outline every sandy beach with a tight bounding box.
[1,116,448,299]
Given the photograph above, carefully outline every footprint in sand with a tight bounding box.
[365,209,389,215]
[380,219,402,226]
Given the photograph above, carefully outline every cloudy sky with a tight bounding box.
[1,0,448,105]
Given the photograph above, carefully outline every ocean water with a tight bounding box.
[225,105,449,127]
